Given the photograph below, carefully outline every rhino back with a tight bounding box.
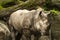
[9,10,35,31]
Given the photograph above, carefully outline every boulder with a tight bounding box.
[48,13,60,40]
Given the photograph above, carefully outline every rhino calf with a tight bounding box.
[0,20,11,40]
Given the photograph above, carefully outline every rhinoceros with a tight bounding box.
[9,8,50,40]
[0,20,11,40]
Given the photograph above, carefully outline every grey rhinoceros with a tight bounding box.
[0,20,11,40]
[9,8,50,40]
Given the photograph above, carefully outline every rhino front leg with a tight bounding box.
[20,29,31,40]
[10,26,16,40]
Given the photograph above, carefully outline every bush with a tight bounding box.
[50,9,59,15]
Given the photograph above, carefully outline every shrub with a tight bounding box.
[50,9,59,15]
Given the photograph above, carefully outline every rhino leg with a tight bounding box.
[20,29,31,40]
[10,26,16,40]
[31,31,41,40]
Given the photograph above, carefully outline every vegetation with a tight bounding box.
[0,6,3,10]
[50,9,59,15]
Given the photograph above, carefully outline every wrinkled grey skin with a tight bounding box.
[0,21,11,40]
[9,8,50,40]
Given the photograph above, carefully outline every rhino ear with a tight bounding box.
[36,8,43,14]
[39,11,42,16]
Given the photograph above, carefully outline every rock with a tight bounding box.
[48,13,60,40]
